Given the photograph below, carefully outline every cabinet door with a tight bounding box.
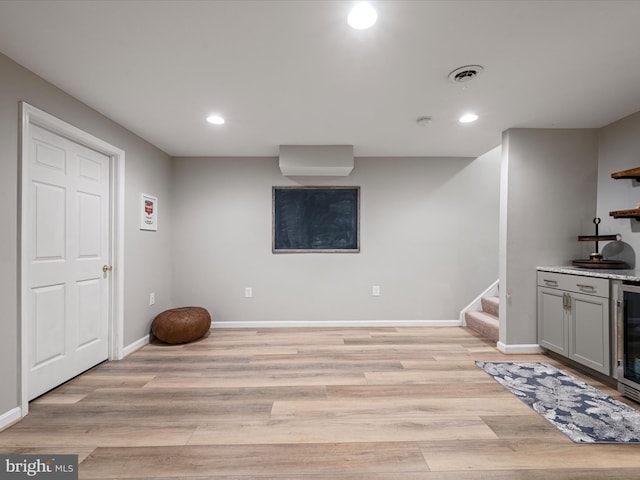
[538,287,567,355]
[569,292,610,375]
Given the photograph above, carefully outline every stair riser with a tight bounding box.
[481,297,499,318]
[465,311,499,343]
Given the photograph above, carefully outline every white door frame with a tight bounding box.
[19,102,125,415]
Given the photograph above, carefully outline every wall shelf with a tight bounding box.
[610,168,640,220]
[611,167,640,180]
[609,208,640,219]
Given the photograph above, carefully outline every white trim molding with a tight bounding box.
[212,320,462,329]
[19,102,126,416]
[459,279,499,325]
[123,334,150,357]
[497,342,543,354]
[0,407,22,432]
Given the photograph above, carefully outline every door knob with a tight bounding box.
[102,265,113,273]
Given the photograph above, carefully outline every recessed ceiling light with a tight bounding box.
[348,2,378,30]
[459,113,479,123]
[206,114,225,125]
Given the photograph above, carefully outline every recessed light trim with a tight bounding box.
[459,113,479,124]
[348,2,378,30]
[206,114,225,125]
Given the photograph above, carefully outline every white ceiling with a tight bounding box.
[1,0,640,158]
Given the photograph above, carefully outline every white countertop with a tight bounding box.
[537,265,640,282]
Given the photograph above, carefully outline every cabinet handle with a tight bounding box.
[576,284,596,292]
[562,292,573,312]
[544,279,558,287]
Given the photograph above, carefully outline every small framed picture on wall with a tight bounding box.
[140,193,158,231]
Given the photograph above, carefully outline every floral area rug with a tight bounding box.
[476,361,640,443]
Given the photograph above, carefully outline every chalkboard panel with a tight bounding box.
[273,186,360,253]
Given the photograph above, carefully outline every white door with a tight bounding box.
[26,124,110,400]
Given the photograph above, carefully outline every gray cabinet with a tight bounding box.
[537,272,610,375]
[538,286,567,355]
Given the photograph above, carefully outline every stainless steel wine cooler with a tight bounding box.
[617,283,640,402]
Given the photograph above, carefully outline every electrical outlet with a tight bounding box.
[244,287,253,298]
[372,285,381,296]
[149,292,155,305]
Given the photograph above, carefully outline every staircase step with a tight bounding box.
[481,296,499,318]
[465,311,499,343]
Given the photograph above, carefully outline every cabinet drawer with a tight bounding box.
[537,271,609,298]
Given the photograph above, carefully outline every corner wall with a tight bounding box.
[500,129,598,349]
[596,111,640,265]
[171,149,501,325]
[0,52,173,418]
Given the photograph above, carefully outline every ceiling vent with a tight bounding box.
[448,65,484,83]
[279,145,354,177]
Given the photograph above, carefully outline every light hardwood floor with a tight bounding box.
[2,327,640,479]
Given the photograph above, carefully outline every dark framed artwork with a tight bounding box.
[272,186,360,253]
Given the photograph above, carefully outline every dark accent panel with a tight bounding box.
[273,187,359,253]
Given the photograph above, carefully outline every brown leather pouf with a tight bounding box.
[151,306,211,344]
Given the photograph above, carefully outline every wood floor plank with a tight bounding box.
[326,382,509,399]
[188,416,498,445]
[420,438,640,471]
[270,396,530,418]
[400,360,484,370]
[364,369,494,384]
[31,393,87,405]
[65,374,157,388]
[0,424,196,448]
[132,346,300,356]
[144,373,368,388]
[79,443,430,478]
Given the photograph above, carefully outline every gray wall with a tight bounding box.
[596,111,640,265]
[500,129,599,347]
[0,53,173,415]
[171,148,501,324]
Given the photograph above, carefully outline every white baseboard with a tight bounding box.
[123,334,150,357]
[0,407,22,431]
[211,319,461,329]
[497,341,543,354]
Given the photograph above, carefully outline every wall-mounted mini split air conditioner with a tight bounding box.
[278,145,354,177]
